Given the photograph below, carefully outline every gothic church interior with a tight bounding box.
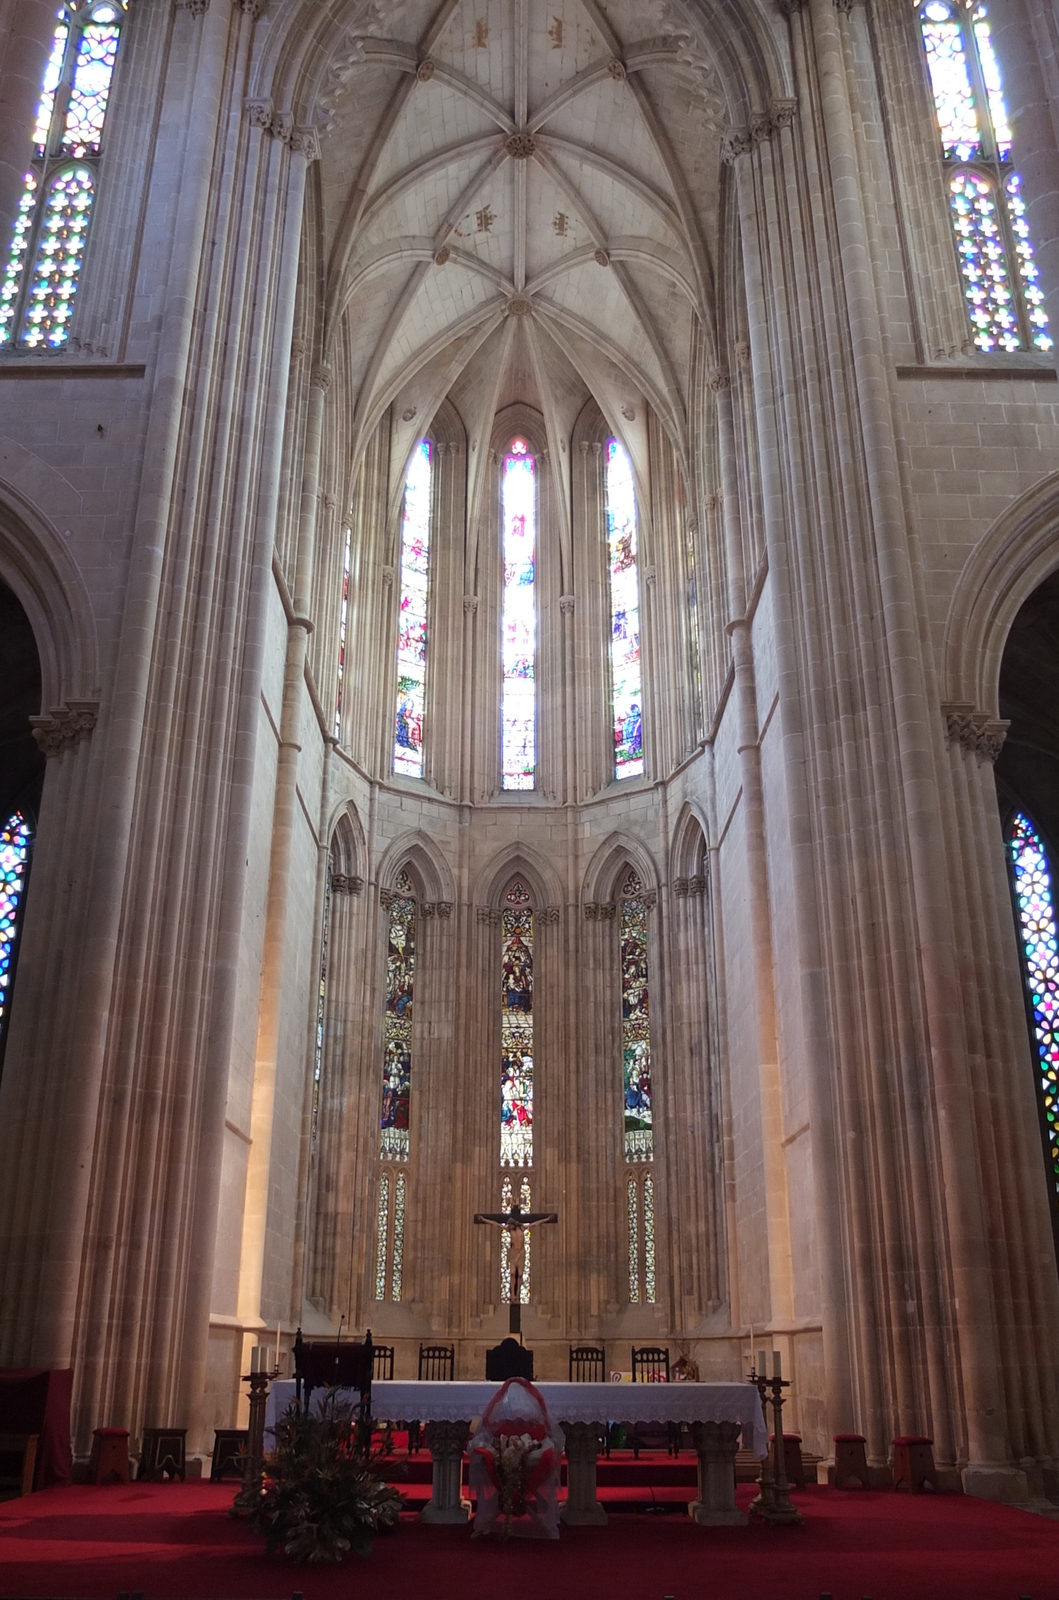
[1,0,1059,1503]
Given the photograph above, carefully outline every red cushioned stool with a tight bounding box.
[832,1432,869,1489]
[892,1435,936,1492]
[769,1432,806,1488]
[89,1426,130,1485]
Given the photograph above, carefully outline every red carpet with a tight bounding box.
[1,1480,1058,1600]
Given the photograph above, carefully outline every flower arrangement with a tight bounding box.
[486,1420,555,1521]
[469,1377,562,1539]
[238,1394,402,1563]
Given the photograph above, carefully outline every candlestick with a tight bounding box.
[274,1322,281,1370]
[773,1349,782,1378]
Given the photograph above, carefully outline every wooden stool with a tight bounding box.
[138,1427,186,1481]
[833,1432,869,1489]
[90,1427,130,1485]
[210,1428,248,1482]
[0,1433,39,1496]
[892,1435,936,1492]
[770,1431,806,1488]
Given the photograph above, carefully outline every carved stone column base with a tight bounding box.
[421,1420,471,1522]
[560,1421,608,1525]
[688,1420,747,1526]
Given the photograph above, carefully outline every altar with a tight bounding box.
[265,1378,767,1527]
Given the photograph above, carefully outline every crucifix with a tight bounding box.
[474,1200,558,1334]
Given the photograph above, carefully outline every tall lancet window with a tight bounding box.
[333,525,352,740]
[0,3,129,349]
[1007,813,1059,1222]
[501,440,537,790]
[393,441,432,777]
[605,440,644,779]
[918,1,1050,352]
[375,869,416,1300]
[620,868,655,1303]
[310,857,333,1153]
[0,811,33,1071]
[499,880,533,1302]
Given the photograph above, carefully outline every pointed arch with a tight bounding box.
[670,802,711,882]
[326,801,365,880]
[376,830,455,905]
[475,842,563,912]
[582,831,659,907]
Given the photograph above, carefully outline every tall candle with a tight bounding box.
[757,1349,766,1377]
[275,1323,281,1370]
[773,1349,782,1379]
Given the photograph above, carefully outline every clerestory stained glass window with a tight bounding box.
[381,871,416,1162]
[918,0,1051,352]
[0,811,33,1057]
[620,870,652,1162]
[605,440,644,779]
[394,441,432,777]
[501,440,536,790]
[1,3,129,351]
[1008,812,1059,1217]
[334,525,352,740]
[500,1173,532,1303]
[310,857,333,1154]
[500,882,533,1168]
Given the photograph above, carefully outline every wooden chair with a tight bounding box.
[569,1345,605,1382]
[418,1343,455,1381]
[0,1433,38,1497]
[892,1435,937,1492]
[486,1338,533,1380]
[210,1428,248,1482]
[631,1346,670,1383]
[89,1426,130,1484]
[833,1432,869,1488]
[137,1427,187,1481]
[372,1344,395,1381]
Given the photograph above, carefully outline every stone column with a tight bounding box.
[688,1420,745,1526]
[421,1421,470,1522]
[560,1421,607,1524]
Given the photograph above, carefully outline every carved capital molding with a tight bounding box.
[237,0,265,17]
[777,0,804,13]
[175,0,209,12]
[721,126,753,165]
[734,339,751,366]
[641,890,658,910]
[477,907,502,925]
[584,902,616,921]
[30,699,99,757]
[644,565,657,588]
[331,873,363,895]
[941,702,1010,763]
[771,98,797,130]
[560,594,575,615]
[246,98,274,129]
[537,906,560,924]
[382,565,395,587]
[707,366,729,393]
[420,901,453,919]
[311,363,333,392]
[674,874,707,899]
[290,126,321,162]
[835,0,857,12]
[463,594,479,614]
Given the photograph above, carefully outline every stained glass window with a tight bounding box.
[391,1172,406,1300]
[0,812,33,1050]
[394,441,432,776]
[0,4,129,350]
[334,524,351,740]
[375,1172,390,1300]
[310,858,333,1153]
[620,871,652,1161]
[918,1,1051,352]
[500,1173,532,1303]
[501,440,536,790]
[381,871,415,1161]
[606,440,644,779]
[501,882,533,1168]
[627,1178,639,1302]
[1008,812,1059,1215]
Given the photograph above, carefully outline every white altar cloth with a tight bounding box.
[266,1378,767,1457]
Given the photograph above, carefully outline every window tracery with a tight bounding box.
[501,440,537,790]
[393,441,432,777]
[1007,812,1059,1220]
[918,0,1050,352]
[1,2,128,350]
[605,440,644,779]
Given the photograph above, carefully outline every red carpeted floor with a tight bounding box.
[1,1478,1058,1600]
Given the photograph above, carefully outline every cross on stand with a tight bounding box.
[474,1201,558,1334]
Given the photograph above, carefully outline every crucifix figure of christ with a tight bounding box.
[474,1201,558,1334]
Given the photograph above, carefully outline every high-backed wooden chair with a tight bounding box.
[138,1427,187,1481]
[418,1343,455,1381]
[569,1345,605,1383]
[372,1344,395,1381]
[210,1429,248,1482]
[631,1346,670,1383]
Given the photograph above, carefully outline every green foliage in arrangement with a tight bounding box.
[242,1395,402,1563]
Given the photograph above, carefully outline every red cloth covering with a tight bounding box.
[0,1368,73,1488]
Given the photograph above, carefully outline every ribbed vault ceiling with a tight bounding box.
[317,0,728,474]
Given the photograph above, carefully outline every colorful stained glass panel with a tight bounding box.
[62,19,121,156]
[0,812,32,1040]
[501,443,536,790]
[949,170,1020,352]
[606,439,644,779]
[394,440,432,776]
[1004,172,1053,351]
[500,1173,532,1303]
[921,2,981,160]
[0,177,37,344]
[971,7,1011,157]
[33,21,69,156]
[311,859,332,1152]
[381,889,415,1160]
[500,905,533,1167]
[334,525,352,739]
[1009,812,1059,1211]
[20,166,94,349]
[620,886,652,1161]
[375,1172,390,1300]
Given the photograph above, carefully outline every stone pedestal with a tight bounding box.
[560,1421,608,1525]
[421,1420,471,1523]
[688,1420,746,1526]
